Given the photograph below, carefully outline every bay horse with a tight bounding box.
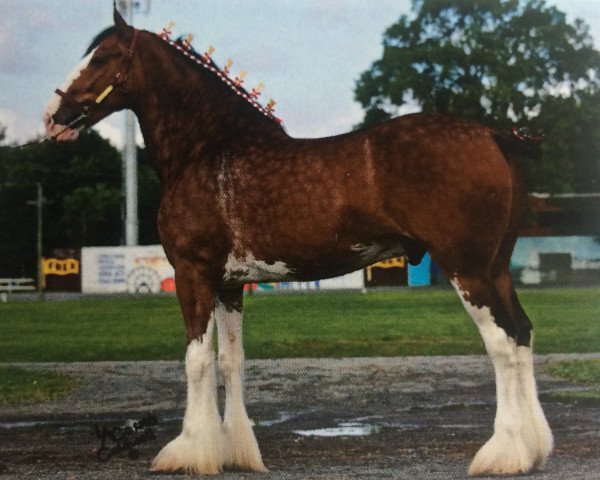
[44,8,553,476]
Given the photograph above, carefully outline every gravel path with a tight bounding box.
[1,354,600,479]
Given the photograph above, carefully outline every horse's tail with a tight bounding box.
[491,127,540,239]
[492,127,543,161]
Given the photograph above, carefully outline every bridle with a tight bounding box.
[14,29,138,149]
[51,29,140,138]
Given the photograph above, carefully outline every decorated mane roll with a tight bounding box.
[159,22,282,125]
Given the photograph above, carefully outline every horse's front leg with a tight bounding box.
[216,287,267,472]
[151,261,224,474]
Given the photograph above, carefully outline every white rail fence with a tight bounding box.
[0,278,36,301]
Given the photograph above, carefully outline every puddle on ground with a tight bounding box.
[258,408,318,427]
[0,413,182,431]
[0,419,89,431]
[402,400,489,412]
[0,420,45,429]
[294,421,380,437]
[258,411,300,427]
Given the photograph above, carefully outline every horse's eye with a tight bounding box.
[90,56,107,66]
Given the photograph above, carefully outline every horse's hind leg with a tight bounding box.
[492,262,553,469]
[450,270,552,476]
[216,288,267,472]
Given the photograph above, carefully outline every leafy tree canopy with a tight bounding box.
[0,129,160,277]
[355,0,600,192]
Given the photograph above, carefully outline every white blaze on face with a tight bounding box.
[43,48,97,141]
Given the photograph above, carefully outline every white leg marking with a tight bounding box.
[216,299,267,472]
[452,279,553,476]
[516,344,554,468]
[151,317,224,474]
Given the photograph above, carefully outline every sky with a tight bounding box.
[0,0,599,148]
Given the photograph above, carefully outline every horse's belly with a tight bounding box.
[223,242,406,284]
[223,252,295,283]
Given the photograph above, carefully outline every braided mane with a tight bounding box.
[84,26,116,56]
[160,33,284,130]
[84,26,284,130]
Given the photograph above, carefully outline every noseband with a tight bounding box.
[54,29,140,125]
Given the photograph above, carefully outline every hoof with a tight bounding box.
[468,432,534,476]
[223,417,268,472]
[150,432,224,475]
[532,421,554,470]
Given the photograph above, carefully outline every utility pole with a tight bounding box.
[27,183,47,301]
[117,0,150,246]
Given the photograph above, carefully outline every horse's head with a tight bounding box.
[44,7,142,141]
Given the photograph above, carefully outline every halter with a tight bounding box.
[54,29,140,126]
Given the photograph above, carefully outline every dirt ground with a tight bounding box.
[1,354,600,479]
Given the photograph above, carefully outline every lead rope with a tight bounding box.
[13,113,88,149]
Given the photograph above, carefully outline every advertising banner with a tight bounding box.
[81,246,175,294]
[82,245,366,294]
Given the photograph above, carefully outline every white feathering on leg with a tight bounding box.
[150,317,224,474]
[451,278,553,476]
[516,344,554,468]
[216,299,267,472]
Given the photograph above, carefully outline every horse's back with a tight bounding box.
[291,113,513,197]
[223,113,522,276]
[354,113,521,270]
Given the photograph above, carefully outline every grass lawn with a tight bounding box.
[0,366,75,405]
[0,288,598,362]
[543,358,600,404]
[548,358,600,384]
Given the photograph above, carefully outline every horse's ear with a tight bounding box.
[113,3,133,41]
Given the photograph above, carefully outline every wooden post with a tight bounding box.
[27,183,46,301]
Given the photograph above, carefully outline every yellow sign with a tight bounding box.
[42,258,80,276]
[366,257,406,282]
[370,257,406,269]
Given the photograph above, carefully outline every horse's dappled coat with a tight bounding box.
[43,7,553,476]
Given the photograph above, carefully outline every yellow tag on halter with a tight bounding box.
[95,85,114,104]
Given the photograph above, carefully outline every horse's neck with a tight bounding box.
[133,40,287,183]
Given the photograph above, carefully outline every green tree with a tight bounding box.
[528,90,600,193]
[355,0,600,192]
[137,146,162,246]
[0,129,161,277]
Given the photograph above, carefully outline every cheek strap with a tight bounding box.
[95,85,114,104]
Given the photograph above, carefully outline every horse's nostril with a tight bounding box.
[52,106,81,127]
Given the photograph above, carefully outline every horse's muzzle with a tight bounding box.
[44,111,82,142]
[43,91,88,142]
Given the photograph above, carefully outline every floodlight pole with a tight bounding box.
[124,110,138,246]
[118,0,150,246]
